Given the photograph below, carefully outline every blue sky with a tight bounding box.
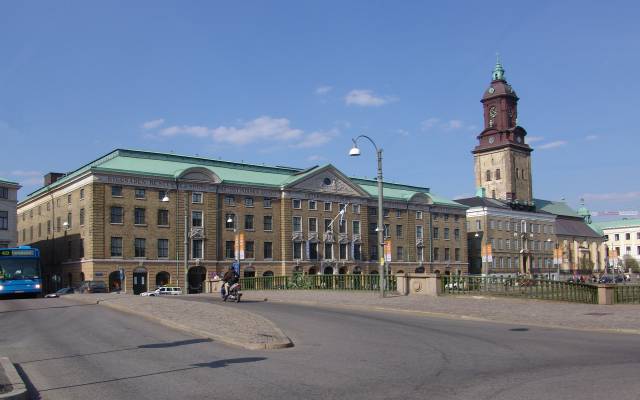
[1,1,639,218]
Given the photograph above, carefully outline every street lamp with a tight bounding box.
[349,135,385,298]
[227,215,241,273]
[161,193,188,293]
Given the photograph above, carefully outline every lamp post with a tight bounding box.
[161,192,189,293]
[227,214,241,275]
[349,135,385,298]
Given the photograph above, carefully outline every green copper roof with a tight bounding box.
[492,54,505,81]
[21,149,462,208]
[534,198,581,218]
[0,177,19,186]
[591,219,640,231]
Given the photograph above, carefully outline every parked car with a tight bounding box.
[77,281,107,293]
[44,287,75,298]
[598,276,613,284]
[140,286,183,296]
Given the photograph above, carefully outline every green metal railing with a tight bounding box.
[441,275,598,304]
[240,274,397,292]
[614,285,640,304]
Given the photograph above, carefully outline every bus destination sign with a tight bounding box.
[0,249,37,257]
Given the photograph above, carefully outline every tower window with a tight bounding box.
[486,170,491,181]
[516,168,519,179]
[495,169,501,180]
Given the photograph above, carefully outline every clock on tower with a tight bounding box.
[472,57,533,204]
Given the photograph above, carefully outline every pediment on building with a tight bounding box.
[285,165,369,197]
[409,193,434,205]
[176,167,221,183]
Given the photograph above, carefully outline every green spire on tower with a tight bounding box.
[492,53,505,81]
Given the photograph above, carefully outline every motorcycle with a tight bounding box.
[221,282,242,303]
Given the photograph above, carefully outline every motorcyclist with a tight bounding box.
[222,265,239,298]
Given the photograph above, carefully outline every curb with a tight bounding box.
[263,298,640,336]
[67,295,293,350]
[0,357,27,400]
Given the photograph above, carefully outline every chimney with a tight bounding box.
[44,172,65,186]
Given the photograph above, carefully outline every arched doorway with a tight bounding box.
[308,267,317,275]
[133,268,148,295]
[108,271,122,292]
[338,267,347,274]
[156,271,170,287]
[323,266,334,275]
[434,270,441,274]
[243,266,256,278]
[263,271,274,277]
[415,266,425,273]
[188,266,207,294]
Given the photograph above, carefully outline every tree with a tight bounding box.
[623,255,639,273]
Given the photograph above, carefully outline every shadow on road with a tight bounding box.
[14,363,42,400]
[0,303,97,314]
[35,357,267,393]
[139,338,212,349]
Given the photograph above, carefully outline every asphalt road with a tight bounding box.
[1,296,640,400]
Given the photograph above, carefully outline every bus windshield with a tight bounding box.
[0,259,40,280]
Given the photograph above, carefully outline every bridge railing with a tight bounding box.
[240,274,396,292]
[441,275,598,304]
[614,284,640,304]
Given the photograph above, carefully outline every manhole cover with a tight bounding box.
[584,312,611,316]
[509,328,529,332]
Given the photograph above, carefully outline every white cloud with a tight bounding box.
[583,191,640,201]
[11,170,41,177]
[421,117,468,132]
[421,118,440,130]
[345,89,396,107]
[290,129,339,149]
[315,86,333,95]
[526,136,544,143]
[444,120,463,130]
[141,118,165,130]
[395,129,410,137]
[538,140,568,150]
[585,134,598,141]
[160,125,213,138]
[212,116,304,145]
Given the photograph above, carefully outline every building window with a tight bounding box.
[158,190,167,201]
[433,248,439,261]
[80,188,85,200]
[496,169,501,180]
[225,241,235,259]
[0,211,7,230]
[353,244,361,260]
[384,224,390,238]
[263,215,273,231]
[353,220,361,235]
[244,214,254,230]
[263,197,272,208]
[309,242,319,260]
[135,188,146,199]
[244,197,253,207]
[324,202,332,212]
[47,220,51,234]
[637,246,640,256]
[293,242,302,259]
[443,228,450,240]
[324,243,333,260]
[325,219,332,233]
[158,209,169,226]
[455,248,460,261]
[80,208,85,226]
[192,211,203,227]
[637,233,640,240]
[497,221,502,230]
[263,242,273,259]
[134,238,146,257]
[396,225,403,238]
[506,239,511,250]
[614,234,620,241]
[192,239,203,259]
[396,246,403,261]
[340,243,348,260]
[370,246,378,261]
[0,187,7,199]
[225,214,235,229]
[476,220,481,230]
[384,209,390,218]
[224,195,235,206]
[38,223,42,238]
[396,210,402,218]
[158,239,169,258]
[308,200,317,210]
[309,218,317,233]
[67,194,72,204]
[486,170,491,181]
[293,199,302,209]
[56,217,61,232]
[134,208,146,225]
[245,241,254,259]
[339,219,347,234]
[444,248,450,261]
[454,228,460,240]
[192,192,203,204]
[353,204,361,214]
[433,227,439,239]
[416,211,423,220]
[369,207,377,216]
[67,212,72,229]
[293,216,302,232]
[112,186,123,197]
[433,213,439,221]
[46,202,50,211]
[110,237,123,257]
[416,225,423,239]
[369,222,377,235]
[626,233,631,240]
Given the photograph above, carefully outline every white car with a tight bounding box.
[140,287,183,296]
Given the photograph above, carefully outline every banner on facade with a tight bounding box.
[234,232,240,260]
[239,232,245,260]
[384,239,392,262]
[483,243,492,263]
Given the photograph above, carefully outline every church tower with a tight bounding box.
[473,57,533,203]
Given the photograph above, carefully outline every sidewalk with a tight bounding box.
[67,294,292,350]
[240,291,640,334]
